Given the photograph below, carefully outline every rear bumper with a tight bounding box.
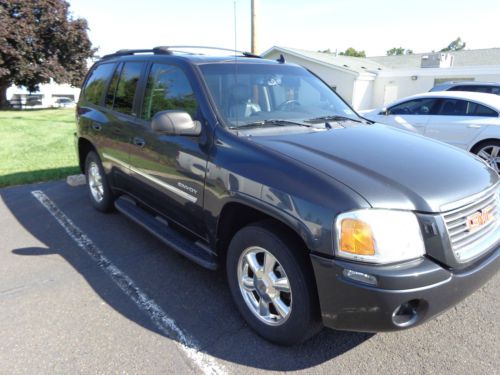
[311,245,499,332]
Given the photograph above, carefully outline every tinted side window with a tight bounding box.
[467,102,498,117]
[141,64,197,120]
[105,64,122,108]
[448,85,477,92]
[437,99,468,115]
[437,99,498,117]
[82,63,115,105]
[388,98,438,115]
[113,62,144,115]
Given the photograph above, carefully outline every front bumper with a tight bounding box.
[311,245,499,332]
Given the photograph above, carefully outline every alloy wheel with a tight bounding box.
[477,145,500,173]
[237,246,292,326]
[88,162,104,202]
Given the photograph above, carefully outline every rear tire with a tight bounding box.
[85,151,115,212]
[226,220,322,345]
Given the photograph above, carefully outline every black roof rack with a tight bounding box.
[100,45,261,60]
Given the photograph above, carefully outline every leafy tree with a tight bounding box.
[339,47,366,58]
[441,37,466,52]
[386,47,414,56]
[0,0,95,108]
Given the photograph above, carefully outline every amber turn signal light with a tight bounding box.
[340,218,375,255]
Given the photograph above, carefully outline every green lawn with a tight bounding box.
[0,109,80,187]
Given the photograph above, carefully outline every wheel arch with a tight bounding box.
[215,199,314,265]
[78,137,97,173]
[470,138,500,153]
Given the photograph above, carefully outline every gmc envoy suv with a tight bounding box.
[76,46,499,345]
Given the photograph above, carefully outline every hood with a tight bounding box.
[250,124,498,212]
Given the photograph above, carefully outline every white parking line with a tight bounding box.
[31,190,226,375]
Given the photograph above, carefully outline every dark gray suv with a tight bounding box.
[76,47,500,345]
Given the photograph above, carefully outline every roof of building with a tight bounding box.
[262,46,500,73]
[261,46,384,74]
[369,48,500,69]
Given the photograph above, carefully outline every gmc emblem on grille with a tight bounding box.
[466,209,493,231]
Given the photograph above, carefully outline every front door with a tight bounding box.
[384,97,440,134]
[128,63,208,237]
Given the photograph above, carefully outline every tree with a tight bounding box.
[441,37,466,52]
[386,47,413,56]
[339,47,366,58]
[0,0,95,108]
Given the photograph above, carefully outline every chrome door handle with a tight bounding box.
[467,124,481,129]
[133,137,146,147]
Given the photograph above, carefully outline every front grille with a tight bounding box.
[442,184,500,263]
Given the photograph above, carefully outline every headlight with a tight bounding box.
[334,209,425,264]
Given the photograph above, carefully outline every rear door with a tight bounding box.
[98,61,147,189]
[425,98,499,149]
[127,62,208,237]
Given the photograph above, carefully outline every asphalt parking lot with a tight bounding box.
[0,180,498,374]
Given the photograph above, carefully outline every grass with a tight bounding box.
[0,109,80,187]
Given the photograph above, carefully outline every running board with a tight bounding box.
[114,196,218,270]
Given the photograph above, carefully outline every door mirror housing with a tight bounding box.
[151,110,202,136]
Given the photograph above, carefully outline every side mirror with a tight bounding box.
[151,110,202,136]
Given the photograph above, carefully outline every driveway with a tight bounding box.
[0,181,498,374]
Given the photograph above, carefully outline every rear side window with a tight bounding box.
[141,64,197,120]
[387,98,438,115]
[105,63,122,108]
[112,62,144,115]
[467,102,498,117]
[82,63,115,105]
[437,99,498,117]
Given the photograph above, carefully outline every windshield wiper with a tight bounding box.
[230,119,315,130]
[306,115,363,124]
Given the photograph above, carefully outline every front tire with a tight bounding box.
[472,140,500,173]
[226,220,322,345]
[85,151,115,212]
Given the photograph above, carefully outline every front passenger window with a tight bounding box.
[141,64,198,121]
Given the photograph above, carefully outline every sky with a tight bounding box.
[69,0,500,57]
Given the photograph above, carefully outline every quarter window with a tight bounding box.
[112,62,144,115]
[82,63,115,105]
[141,64,197,120]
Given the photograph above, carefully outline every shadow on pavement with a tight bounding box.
[4,182,373,371]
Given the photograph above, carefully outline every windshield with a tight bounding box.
[198,63,359,129]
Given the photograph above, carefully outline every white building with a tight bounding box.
[7,79,80,108]
[262,46,500,110]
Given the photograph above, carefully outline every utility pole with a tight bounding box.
[251,0,258,54]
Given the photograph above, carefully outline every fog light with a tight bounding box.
[343,269,377,286]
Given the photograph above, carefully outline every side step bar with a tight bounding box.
[114,196,218,270]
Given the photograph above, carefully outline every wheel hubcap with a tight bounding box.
[88,162,104,203]
[237,246,292,326]
[477,145,500,173]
